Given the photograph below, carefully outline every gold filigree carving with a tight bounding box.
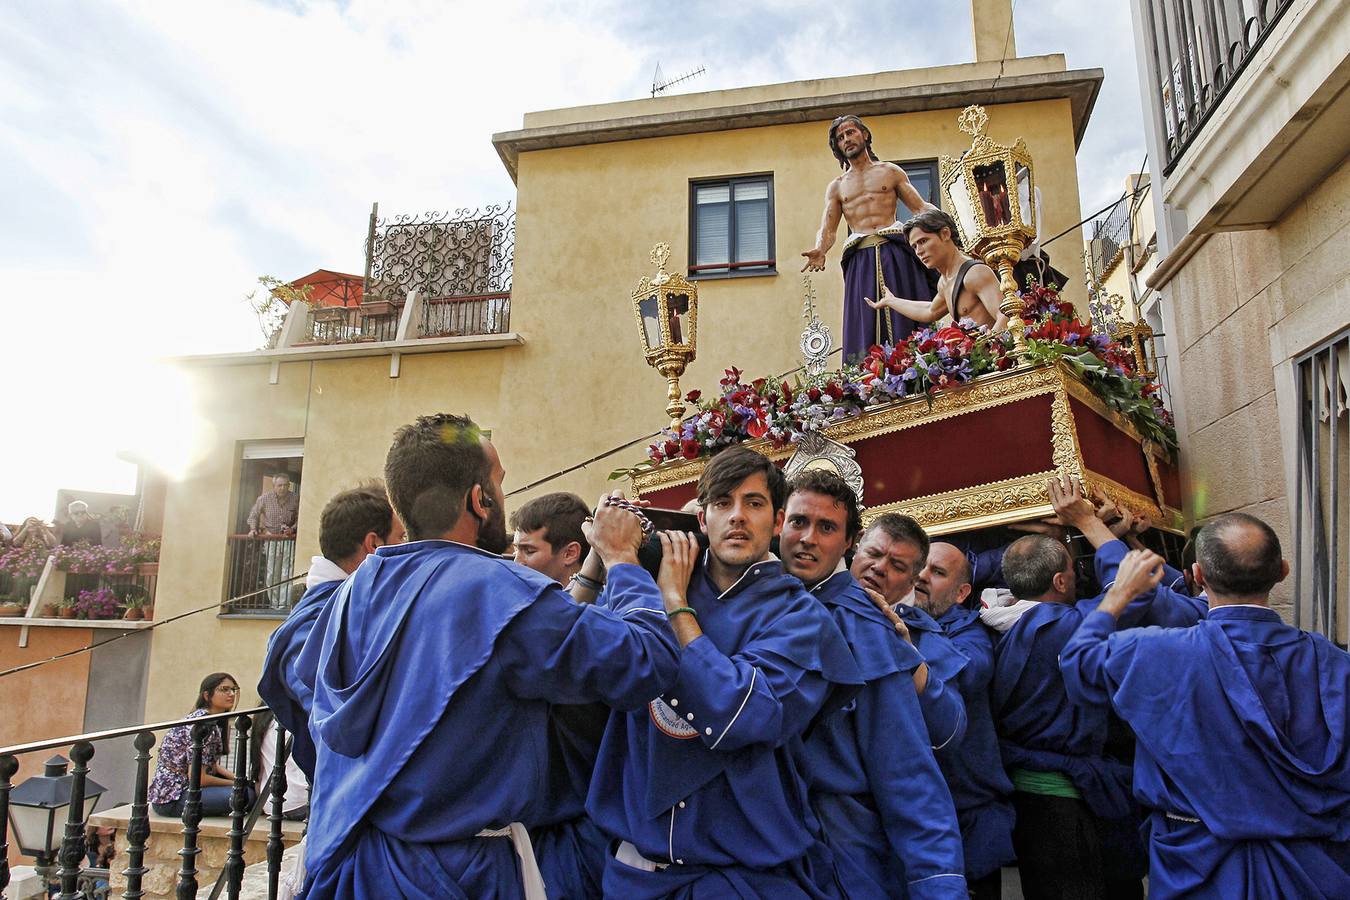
[862,471,1059,536]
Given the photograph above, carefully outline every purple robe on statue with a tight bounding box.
[840,226,936,362]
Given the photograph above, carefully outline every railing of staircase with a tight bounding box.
[0,705,293,900]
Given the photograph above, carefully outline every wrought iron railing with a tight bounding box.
[0,705,294,900]
[420,293,512,338]
[1140,0,1295,172]
[364,203,514,305]
[224,537,298,615]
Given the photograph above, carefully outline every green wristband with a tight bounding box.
[667,606,698,619]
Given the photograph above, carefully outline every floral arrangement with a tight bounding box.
[72,588,122,620]
[0,543,51,580]
[619,284,1175,476]
[49,533,160,575]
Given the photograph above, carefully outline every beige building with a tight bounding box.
[142,5,1100,721]
[1128,0,1350,635]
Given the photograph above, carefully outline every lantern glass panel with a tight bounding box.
[666,293,689,345]
[9,802,63,856]
[973,161,1011,229]
[638,293,663,351]
[948,171,977,244]
[1016,162,1033,228]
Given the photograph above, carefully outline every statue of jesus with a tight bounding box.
[801,115,938,361]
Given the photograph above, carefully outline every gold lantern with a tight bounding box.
[631,242,699,429]
[940,105,1038,360]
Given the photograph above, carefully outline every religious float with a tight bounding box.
[617,107,1181,541]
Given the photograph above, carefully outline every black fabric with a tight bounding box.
[948,258,982,322]
[968,868,1002,900]
[1010,792,1143,900]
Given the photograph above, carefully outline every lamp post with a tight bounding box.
[940,105,1038,361]
[631,242,699,430]
[7,752,106,887]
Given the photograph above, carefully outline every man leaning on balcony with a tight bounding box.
[295,413,687,899]
[247,473,299,608]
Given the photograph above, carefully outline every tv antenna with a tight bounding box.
[651,62,706,98]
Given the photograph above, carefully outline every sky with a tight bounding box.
[0,0,1149,523]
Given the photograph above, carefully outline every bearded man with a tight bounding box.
[801,114,938,360]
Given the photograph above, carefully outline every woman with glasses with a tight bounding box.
[148,672,251,817]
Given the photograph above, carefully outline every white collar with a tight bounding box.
[306,556,350,590]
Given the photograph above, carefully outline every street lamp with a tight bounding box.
[631,242,699,430]
[8,753,106,884]
[940,105,1038,360]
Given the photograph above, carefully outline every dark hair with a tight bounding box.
[509,492,590,554]
[1195,512,1283,597]
[829,115,879,169]
[195,672,238,748]
[787,470,862,541]
[697,445,787,512]
[319,483,396,562]
[384,414,489,541]
[862,513,930,563]
[1002,535,1071,600]
[903,208,965,250]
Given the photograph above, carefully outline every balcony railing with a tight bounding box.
[300,301,402,346]
[224,537,297,616]
[363,203,514,306]
[0,706,297,900]
[1141,0,1295,172]
[420,292,512,338]
[1089,196,1132,283]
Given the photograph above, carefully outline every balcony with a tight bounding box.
[223,536,298,617]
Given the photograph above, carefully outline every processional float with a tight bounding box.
[625,106,1182,536]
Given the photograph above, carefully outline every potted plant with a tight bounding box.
[73,588,121,620]
[123,596,146,621]
[40,600,60,617]
[58,597,78,619]
[0,597,24,617]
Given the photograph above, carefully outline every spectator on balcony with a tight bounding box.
[12,517,57,552]
[258,483,403,784]
[59,500,103,546]
[247,474,300,609]
[0,521,12,547]
[148,673,249,818]
[100,504,132,548]
[297,413,685,899]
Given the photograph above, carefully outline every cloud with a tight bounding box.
[0,0,1146,519]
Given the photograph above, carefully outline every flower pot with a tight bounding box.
[59,608,78,619]
[123,607,144,621]
[0,603,24,617]
[41,603,59,617]
[143,605,154,621]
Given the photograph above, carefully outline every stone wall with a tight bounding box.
[89,805,303,900]
[1166,155,1350,621]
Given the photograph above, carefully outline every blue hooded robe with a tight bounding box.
[800,570,967,899]
[933,605,1017,882]
[298,540,680,899]
[587,553,863,898]
[1061,605,1350,898]
[897,604,969,753]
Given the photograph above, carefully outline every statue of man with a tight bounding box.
[801,115,939,361]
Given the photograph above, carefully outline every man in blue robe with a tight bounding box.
[781,470,966,899]
[588,445,863,898]
[914,541,1016,900]
[258,483,403,784]
[850,514,967,749]
[1061,513,1350,898]
[298,413,686,899]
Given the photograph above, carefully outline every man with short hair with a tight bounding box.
[782,470,966,898]
[59,500,103,546]
[866,208,1007,331]
[914,542,1017,900]
[801,114,938,360]
[589,445,862,896]
[851,514,968,751]
[298,414,685,898]
[1061,514,1350,897]
[248,474,301,608]
[258,483,404,783]
[510,491,590,587]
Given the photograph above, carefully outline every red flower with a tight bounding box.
[934,325,968,347]
[680,439,702,460]
[807,387,822,402]
[664,440,680,458]
[824,382,844,401]
[746,417,769,439]
[780,382,793,404]
[685,389,702,402]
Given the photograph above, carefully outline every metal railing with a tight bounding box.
[224,537,298,615]
[300,303,401,345]
[1089,197,1132,283]
[1140,0,1295,172]
[1293,328,1349,645]
[364,203,514,306]
[0,706,294,900]
[420,292,512,338]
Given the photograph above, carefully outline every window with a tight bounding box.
[1293,328,1349,645]
[226,441,304,617]
[893,159,940,216]
[689,175,775,277]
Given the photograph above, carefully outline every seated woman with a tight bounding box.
[148,673,249,817]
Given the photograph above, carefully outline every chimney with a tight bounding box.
[971,0,1017,63]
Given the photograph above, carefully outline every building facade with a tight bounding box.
[1128,0,1350,635]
